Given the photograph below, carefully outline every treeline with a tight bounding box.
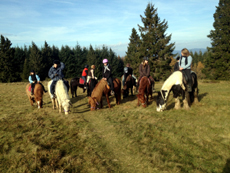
[0,35,124,82]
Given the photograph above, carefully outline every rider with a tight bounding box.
[137,56,155,92]
[122,63,137,87]
[28,70,47,95]
[82,65,89,89]
[87,65,97,83]
[102,59,114,96]
[179,48,193,92]
[48,60,65,98]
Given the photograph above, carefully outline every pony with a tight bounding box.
[88,78,98,96]
[70,77,88,98]
[156,71,199,112]
[136,76,152,108]
[26,83,44,108]
[48,80,71,115]
[122,75,136,98]
[88,78,121,111]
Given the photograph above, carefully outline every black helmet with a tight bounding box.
[143,56,149,61]
[30,69,35,73]
[53,60,60,65]
[85,65,89,68]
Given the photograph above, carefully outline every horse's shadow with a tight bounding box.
[71,95,86,104]
[122,94,137,103]
[198,92,208,102]
[222,158,230,173]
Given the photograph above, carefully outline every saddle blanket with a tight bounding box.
[79,78,85,84]
[28,85,32,92]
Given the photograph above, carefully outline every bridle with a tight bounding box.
[91,99,99,109]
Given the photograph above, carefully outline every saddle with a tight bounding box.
[181,71,194,85]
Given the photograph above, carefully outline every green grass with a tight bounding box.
[0,81,230,172]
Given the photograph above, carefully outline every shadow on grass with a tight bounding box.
[198,92,208,102]
[71,95,87,104]
[121,95,137,104]
[222,158,230,173]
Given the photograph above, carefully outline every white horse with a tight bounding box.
[48,80,71,115]
[156,71,199,112]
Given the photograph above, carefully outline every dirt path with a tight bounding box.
[83,112,154,173]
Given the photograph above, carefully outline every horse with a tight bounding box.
[26,83,44,108]
[70,77,89,98]
[88,78,121,111]
[48,80,72,115]
[156,71,199,112]
[88,78,98,96]
[136,76,152,108]
[122,75,136,98]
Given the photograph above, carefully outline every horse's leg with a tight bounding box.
[100,99,103,109]
[106,94,111,108]
[75,86,77,97]
[183,91,190,110]
[193,88,199,104]
[174,97,181,110]
[51,98,55,109]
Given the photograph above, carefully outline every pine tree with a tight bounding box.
[138,3,175,80]
[125,28,142,76]
[29,42,46,80]
[0,35,16,82]
[41,41,53,80]
[13,46,26,81]
[204,0,230,80]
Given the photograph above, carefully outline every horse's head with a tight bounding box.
[88,97,99,111]
[156,90,167,112]
[136,93,147,108]
[63,100,72,115]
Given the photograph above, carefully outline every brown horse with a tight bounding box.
[70,77,88,98]
[122,75,136,98]
[88,78,121,110]
[26,83,44,108]
[136,76,152,108]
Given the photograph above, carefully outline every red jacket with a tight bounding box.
[82,68,88,76]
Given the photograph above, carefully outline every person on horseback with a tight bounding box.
[122,63,137,87]
[137,56,155,92]
[179,48,193,92]
[28,70,47,95]
[48,60,65,98]
[87,65,97,83]
[82,65,89,89]
[102,59,114,96]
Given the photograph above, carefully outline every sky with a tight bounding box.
[0,0,219,57]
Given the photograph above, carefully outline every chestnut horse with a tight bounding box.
[88,78,121,110]
[70,77,88,98]
[136,76,152,108]
[26,83,44,108]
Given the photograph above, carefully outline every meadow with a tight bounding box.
[0,80,230,173]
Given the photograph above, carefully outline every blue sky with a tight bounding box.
[0,0,219,56]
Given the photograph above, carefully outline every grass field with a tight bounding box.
[0,80,230,173]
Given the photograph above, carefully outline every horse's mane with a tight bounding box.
[91,79,107,102]
[161,71,185,99]
[56,80,70,106]
[138,76,148,94]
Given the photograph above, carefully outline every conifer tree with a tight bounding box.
[125,28,141,76]
[41,41,53,80]
[0,35,16,82]
[138,3,175,80]
[204,0,230,80]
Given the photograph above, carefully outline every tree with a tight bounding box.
[204,0,230,80]
[0,35,16,82]
[41,41,53,80]
[138,3,175,80]
[125,28,142,76]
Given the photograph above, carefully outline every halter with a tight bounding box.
[91,99,99,110]
[160,90,167,102]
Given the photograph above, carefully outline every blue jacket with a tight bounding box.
[48,62,65,81]
[28,75,40,83]
[179,55,192,69]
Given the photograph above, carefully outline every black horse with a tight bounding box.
[122,75,136,98]
[88,78,98,96]
[70,77,87,98]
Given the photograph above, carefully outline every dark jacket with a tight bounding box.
[139,63,150,77]
[102,64,112,79]
[124,67,133,75]
[48,62,65,81]
[174,62,179,71]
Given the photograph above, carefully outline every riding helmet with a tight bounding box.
[85,65,89,68]
[53,60,60,65]
[103,59,108,63]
